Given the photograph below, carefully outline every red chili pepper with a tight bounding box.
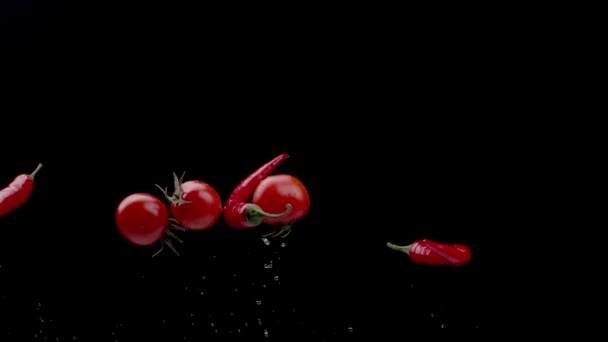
[387,239,471,266]
[0,163,43,218]
[223,153,293,229]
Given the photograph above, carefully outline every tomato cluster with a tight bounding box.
[115,154,311,256]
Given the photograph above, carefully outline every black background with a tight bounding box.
[1,2,506,340]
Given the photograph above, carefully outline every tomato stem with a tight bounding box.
[164,239,180,256]
[263,223,293,238]
[154,184,172,202]
[151,224,185,257]
[165,229,183,243]
[29,163,43,180]
[154,173,191,206]
[171,172,191,205]
[386,242,411,255]
[152,243,164,258]
[169,220,186,232]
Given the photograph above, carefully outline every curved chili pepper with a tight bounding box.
[0,163,43,218]
[386,239,471,266]
[223,153,292,229]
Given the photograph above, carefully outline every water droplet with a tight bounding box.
[410,284,414,288]
[57,338,60,341]
[430,313,435,318]
[201,276,206,280]
[210,322,215,327]
[256,300,262,305]
[237,328,241,333]
[200,291,204,296]
[262,238,270,245]
[73,337,77,341]
[264,263,273,269]
[263,329,269,337]
[281,243,286,247]
[230,312,234,316]
[274,276,279,281]
[191,322,195,326]
[233,273,237,278]
[41,318,44,322]
[234,288,238,292]
[214,329,219,334]
[347,327,353,333]
[244,322,249,327]
[440,323,446,328]
[34,334,38,338]
[262,284,267,288]
[190,313,194,317]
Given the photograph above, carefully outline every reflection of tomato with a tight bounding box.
[116,193,169,246]
[252,174,310,224]
[170,180,222,231]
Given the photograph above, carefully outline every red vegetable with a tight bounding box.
[386,239,471,267]
[116,193,169,246]
[252,174,310,237]
[0,163,43,218]
[223,153,293,229]
[116,193,183,256]
[156,172,222,231]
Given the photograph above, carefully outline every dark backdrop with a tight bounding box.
[0,128,493,341]
[1,2,502,340]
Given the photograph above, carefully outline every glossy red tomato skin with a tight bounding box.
[171,180,223,230]
[116,193,169,246]
[251,174,310,225]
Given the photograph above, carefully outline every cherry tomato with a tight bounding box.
[171,180,222,230]
[252,174,310,225]
[116,193,169,246]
